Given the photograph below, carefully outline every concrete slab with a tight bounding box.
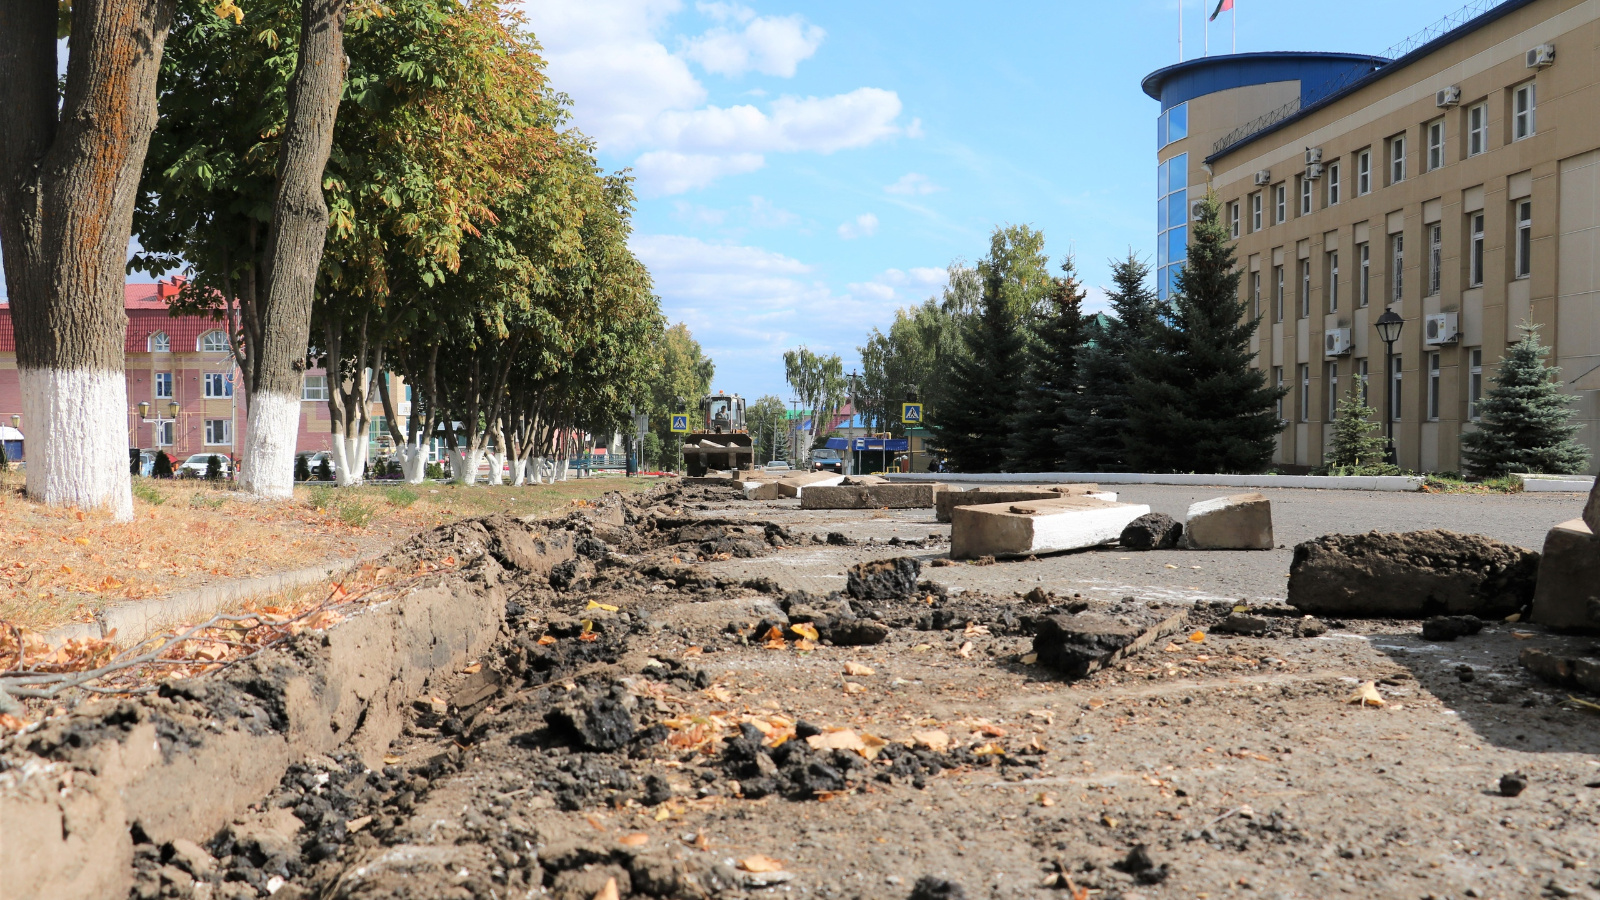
[1031,603,1190,678]
[1529,518,1600,632]
[779,473,846,498]
[934,484,1106,523]
[1184,493,1274,550]
[949,496,1150,560]
[799,483,944,510]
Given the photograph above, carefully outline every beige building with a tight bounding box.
[1144,0,1600,474]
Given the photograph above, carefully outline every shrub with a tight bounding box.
[306,486,335,511]
[337,499,376,528]
[153,451,174,478]
[314,457,334,482]
[383,485,419,508]
[1462,324,1590,477]
[294,454,311,482]
[425,462,445,480]
[131,482,165,506]
[204,454,223,481]
[189,491,224,510]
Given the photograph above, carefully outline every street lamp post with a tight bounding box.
[1374,310,1405,467]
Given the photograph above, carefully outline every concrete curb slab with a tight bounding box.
[890,472,1426,492]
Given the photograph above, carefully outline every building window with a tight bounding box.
[1513,82,1536,141]
[1427,353,1442,421]
[1328,251,1340,312]
[204,419,232,446]
[1328,362,1340,420]
[198,330,229,353]
[1156,152,1189,300]
[1230,201,1240,238]
[1515,200,1532,278]
[155,372,173,399]
[1274,265,1284,322]
[1469,213,1485,286]
[1358,358,1371,405]
[1300,259,1311,318]
[1327,162,1341,205]
[1391,233,1405,302]
[1427,223,1442,296]
[149,331,170,353]
[1274,367,1285,421]
[1299,365,1310,423]
[302,374,329,401]
[1358,243,1371,307]
[1274,183,1287,224]
[156,420,174,446]
[1426,119,1446,171]
[1157,101,1188,149]
[203,372,233,399]
[1300,176,1313,216]
[1389,135,1407,184]
[1467,102,1488,156]
[1251,270,1262,319]
[1357,149,1372,195]
[1250,192,1262,231]
[1390,354,1403,422]
[1468,349,1483,420]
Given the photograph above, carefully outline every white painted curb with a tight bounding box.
[887,472,1427,492]
[1515,474,1595,492]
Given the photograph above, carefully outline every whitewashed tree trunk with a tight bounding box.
[510,458,527,486]
[397,443,428,484]
[450,447,484,485]
[558,456,570,481]
[19,369,134,521]
[487,450,505,486]
[240,392,300,499]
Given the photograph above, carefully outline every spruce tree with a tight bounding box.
[1324,380,1395,474]
[1059,254,1161,471]
[1006,259,1087,471]
[1123,195,1286,474]
[932,226,1049,472]
[1461,324,1590,477]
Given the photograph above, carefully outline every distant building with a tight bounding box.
[1143,0,1600,473]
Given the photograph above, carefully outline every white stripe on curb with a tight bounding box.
[886,471,1427,492]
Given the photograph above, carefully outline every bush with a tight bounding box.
[1462,324,1590,477]
[189,491,224,510]
[314,457,334,482]
[383,485,418,508]
[204,454,223,481]
[153,450,174,478]
[294,454,311,482]
[131,481,165,506]
[338,499,376,528]
[425,462,445,480]
[306,486,335,511]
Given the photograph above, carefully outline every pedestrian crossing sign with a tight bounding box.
[901,403,923,424]
[670,414,690,433]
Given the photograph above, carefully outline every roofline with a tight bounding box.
[1141,51,1390,101]
[1207,0,1543,163]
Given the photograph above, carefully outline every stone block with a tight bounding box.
[1586,480,1600,533]
[776,473,845,498]
[1287,530,1541,618]
[1184,493,1274,550]
[1529,518,1600,632]
[1519,646,1600,694]
[1031,603,1189,678]
[949,496,1150,560]
[1119,512,1183,550]
[800,483,943,509]
[935,484,1102,523]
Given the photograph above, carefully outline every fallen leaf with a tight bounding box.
[972,742,1005,756]
[964,623,990,636]
[1347,681,1386,707]
[912,730,952,752]
[1088,698,1106,710]
[793,638,817,651]
[1164,564,1178,569]
[956,641,974,659]
[911,644,932,653]
[462,663,482,675]
[578,632,600,643]
[1101,815,1119,828]
[1188,631,1206,643]
[1504,613,1522,623]
[383,755,402,765]
[842,681,867,694]
[1019,652,1039,664]
[346,815,373,833]
[791,622,820,641]
[1162,642,1183,652]
[703,686,733,703]
[591,877,620,900]
[1511,632,1535,640]
[843,662,875,676]
[1037,792,1057,807]
[618,833,650,847]
[587,600,620,612]
[739,855,786,873]
[860,733,889,760]
[806,729,866,753]
[537,634,558,645]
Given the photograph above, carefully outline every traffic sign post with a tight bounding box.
[901,404,923,473]
[670,414,689,433]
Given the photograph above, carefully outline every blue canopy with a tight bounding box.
[825,437,908,451]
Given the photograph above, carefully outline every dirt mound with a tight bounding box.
[1119,512,1183,550]
[846,556,922,600]
[1287,530,1540,618]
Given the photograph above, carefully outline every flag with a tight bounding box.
[1210,0,1233,21]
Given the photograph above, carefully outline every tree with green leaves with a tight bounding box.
[1123,196,1285,474]
[644,323,714,472]
[783,347,846,465]
[1006,258,1087,472]
[1461,324,1590,477]
[1323,380,1395,474]
[1059,254,1162,471]
[746,395,789,465]
[932,225,1053,472]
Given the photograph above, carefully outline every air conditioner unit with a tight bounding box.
[1190,200,1206,220]
[1254,170,1272,186]
[1305,163,1325,180]
[1424,313,1460,345]
[1435,85,1462,108]
[1305,147,1323,165]
[1526,43,1555,68]
[1325,328,1353,356]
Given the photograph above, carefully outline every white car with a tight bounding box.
[177,453,233,479]
[763,461,793,471]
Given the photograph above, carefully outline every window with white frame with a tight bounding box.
[1251,270,1261,319]
[199,330,229,353]
[203,372,232,399]
[1390,354,1404,422]
[1467,102,1488,156]
[1389,135,1407,184]
[1328,250,1340,312]
[1468,349,1483,420]
[1230,201,1240,238]
[1274,367,1285,421]
[204,419,232,446]
[1427,223,1442,296]
[1515,200,1532,278]
[1469,213,1485,286]
[1299,365,1310,423]
[1275,184,1287,224]
[155,372,173,399]
[1300,176,1312,216]
[1513,82,1536,141]
[1357,149,1372,195]
[156,420,174,446]
[1358,243,1371,307]
[1328,362,1339,421]
[1391,233,1405,301]
[149,331,170,353]
[302,374,329,401]
[1327,161,1341,205]
[1274,265,1284,322]
[1426,119,1446,171]
[1250,192,1262,231]
[1427,353,1442,421]
[1358,358,1370,406]
[1300,259,1311,318]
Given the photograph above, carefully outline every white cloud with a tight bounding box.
[696,1,755,23]
[884,172,941,196]
[747,195,799,229]
[906,117,924,139]
[671,200,727,226]
[846,281,897,302]
[649,89,902,155]
[632,151,764,196]
[837,213,879,240]
[845,266,948,304]
[682,12,824,78]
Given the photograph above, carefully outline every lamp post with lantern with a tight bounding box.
[1374,310,1405,466]
[138,400,181,454]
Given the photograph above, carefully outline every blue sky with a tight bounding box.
[520,0,1483,401]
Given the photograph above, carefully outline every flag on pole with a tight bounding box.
[1210,0,1233,21]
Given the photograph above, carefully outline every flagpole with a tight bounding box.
[1204,0,1209,56]
[1179,0,1183,60]
[1233,3,1237,53]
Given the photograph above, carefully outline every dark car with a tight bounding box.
[810,448,843,473]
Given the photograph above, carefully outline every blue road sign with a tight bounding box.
[901,403,923,424]
[670,414,690,433]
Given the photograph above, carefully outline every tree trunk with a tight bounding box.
[238,0,347,499]
[0,0,177,521]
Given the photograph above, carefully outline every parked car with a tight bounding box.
[763,460,792,472]
[177,453,233,479]
[810,448,844,474]
[297,450,339,481]
[133,449,156,478]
